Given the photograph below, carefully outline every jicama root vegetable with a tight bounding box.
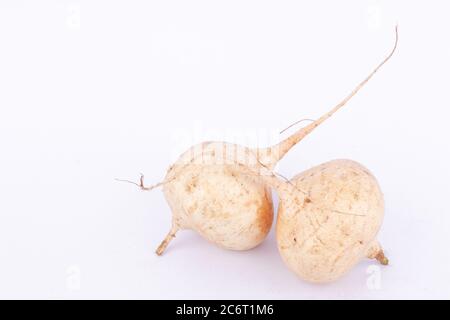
[129,26,398,256]
[273,159,387,283]
[233,157,388,282]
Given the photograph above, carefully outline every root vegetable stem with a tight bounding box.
[271,26,399,163]
[155,225,179,256]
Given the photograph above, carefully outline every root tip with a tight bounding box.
[154,227,178,257]
[376,252,389,266]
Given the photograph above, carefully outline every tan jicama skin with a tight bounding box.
[273,160,387,283]
[238,159,387,283]
[127,27,398,256]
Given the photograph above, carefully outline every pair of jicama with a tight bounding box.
[124,28,397,283]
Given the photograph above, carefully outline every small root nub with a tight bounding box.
[375,251,389,266]
[115,174,164,191]
[366,241,389,266]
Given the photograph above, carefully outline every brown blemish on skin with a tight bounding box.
[185,178,198,193]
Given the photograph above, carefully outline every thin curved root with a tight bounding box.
[115,174,164,191]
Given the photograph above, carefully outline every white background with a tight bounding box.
[1,0,449,300]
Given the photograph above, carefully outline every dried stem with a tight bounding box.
[155,225,179,256]
[267,26,399,163]
[375,251,389,266]
[366,241,389,265]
